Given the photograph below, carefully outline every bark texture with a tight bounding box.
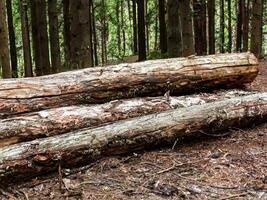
[0,90,253,147]
[0,53,259,118]
[0,93,267,183]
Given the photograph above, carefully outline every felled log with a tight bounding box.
[0,53,258,118]
[0,93,266,183]
[0,90,254,147]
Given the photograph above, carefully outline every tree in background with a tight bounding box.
[138,0,146,61]
[0,0,12,78]
[167,0,182,57]
[251,0,263,58]
[158,0,167,54]
[69,0,92,68]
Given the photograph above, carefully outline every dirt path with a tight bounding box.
[1,62,266,200]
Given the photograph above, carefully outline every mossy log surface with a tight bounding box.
[0,90,253,147]
[0,92,266,184]
[0,53,258,118]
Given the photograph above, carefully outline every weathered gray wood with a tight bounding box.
[0,53,258,118]
[0,92,266,183]
[0,90,253,147]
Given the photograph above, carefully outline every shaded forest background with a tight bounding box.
[0,0,266,78]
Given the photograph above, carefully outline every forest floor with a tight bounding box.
[1,61,267,200]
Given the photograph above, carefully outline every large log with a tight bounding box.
[0,93,266,184]
[0,90,254,147]
[0,53,258,118]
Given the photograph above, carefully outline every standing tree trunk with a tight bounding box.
[201,0,207,55]
[138,0,147,61]
[179,0,195,56]
[158,0,167,53]
[236,0,243,52]
[121,1,126,57]
[154,0,158,51]
[31,0,51,76]
[69,0,92,69]
[220,0,225,53]
[63,0,71,69]
[167,0,182,57]
[193,0,204,55]
[145,0,149,55]
[19,0,33,77]
[6,0,18,78]
[242,0,249,52]
[92,0,98,66]
[227,0,232,52]
[89,0,94,66]
[48,0,61,73]
[208,0,215,54]
[133,0,138,54]
[0,0,11,78]
[116,1,121,57]
[250,0,263,58]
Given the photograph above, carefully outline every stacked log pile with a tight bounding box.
[0,52,265,184]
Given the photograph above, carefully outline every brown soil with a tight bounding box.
[1,62,266,200]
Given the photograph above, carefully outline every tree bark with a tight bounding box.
[69,0,92,69]
[220,0,225,53]
[48,0,61,73]
[227,0,232,53]
[0,92,267,184]
[158,0,167,54]
[0,52,259,118]
[242,0,249,52]
[236,0,243,52]
[167,0,182,57]
[208,0,215,54]
[133,0,138,54]
[138,0,146,61]
[19,0,33,77]
[179,0,195,56]
[6,0,18,78]
[0,0,12,78]
[92,0,98,66]
[251,0,263,58]
[0,90,253,147]
[63,0,71,68]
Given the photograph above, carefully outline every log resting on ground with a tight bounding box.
[0,52,259,118]
[0,92,267,183]
[0,90,254,147]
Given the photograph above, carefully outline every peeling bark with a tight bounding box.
[0,93,267,184]
[0,53,259,118]
[0,90,254,147]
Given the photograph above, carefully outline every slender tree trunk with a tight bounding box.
[69,0,92,69]
[63,0,71,68]
[121,1,126,57]
[167,0,182,57]
[48,0,61,73]
[220,0,225,53]
[133,0,138,54]
[127,0,134,54]
[201,0,207,55]
[236,0,243,52]
[0,0,11,78]
[193,0,202,55]
[242,0,249,52]
[31,0,51,76]
[19,0,33,77]
[92,1,98,66]
[208,0,215,54]
[154,0,158,51]
[6,0,18,78]
[251,0,263,58]
[227,0,232,52]
[179,0,195,56]
[138,0,147,61]
[158,0,167,53]
[116,1,121,56]
[89,0,94,67]
[145,0,149,54]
